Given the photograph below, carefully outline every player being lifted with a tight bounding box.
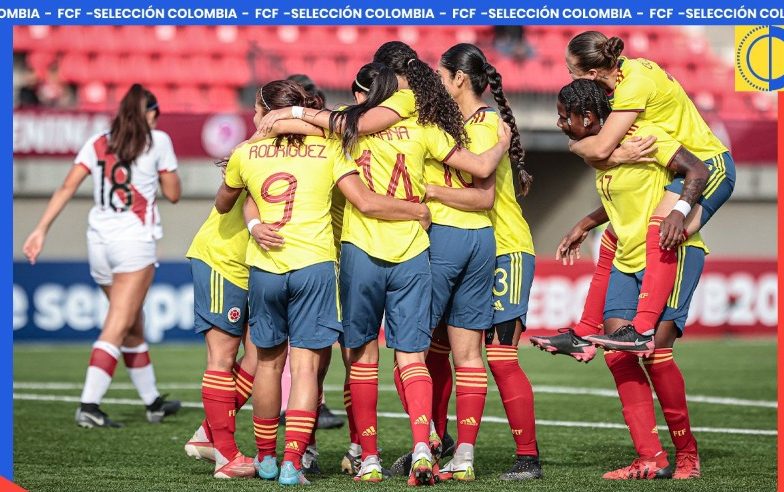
[533,31,733,356]
[22,84,181,428]
[550,79,707,479]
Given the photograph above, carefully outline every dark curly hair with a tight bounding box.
[440,43,532,196]
[329,62,398,155]
[373,41,466,148]
[557,79,612,123]
[567,31,625,72]
[258,80,324,147]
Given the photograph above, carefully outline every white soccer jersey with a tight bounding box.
[74,130,178,241]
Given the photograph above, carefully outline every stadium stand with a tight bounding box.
[12,25,776,120]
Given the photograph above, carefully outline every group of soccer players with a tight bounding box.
[24,30,734,485]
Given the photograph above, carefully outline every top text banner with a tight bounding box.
[0,1,782,25]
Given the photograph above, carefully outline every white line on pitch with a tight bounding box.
[12,392,777,437]
[13,382,777,409]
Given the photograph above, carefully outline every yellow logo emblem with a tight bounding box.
[735,26,784,91]
[414,414,429,425]
[361,426,377,437]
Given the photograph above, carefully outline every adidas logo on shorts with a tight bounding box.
[493,300,504,311]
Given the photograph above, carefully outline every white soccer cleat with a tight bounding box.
[184,423,215,462]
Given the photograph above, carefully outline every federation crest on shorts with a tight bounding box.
[227,307,242,324]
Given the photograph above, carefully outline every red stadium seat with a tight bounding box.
[59,53,91,84]
[77,81,110,111]
[205,86,240,112]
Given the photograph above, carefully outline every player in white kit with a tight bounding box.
[23,84,183,428]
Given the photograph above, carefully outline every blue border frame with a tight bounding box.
[2,23,13,481]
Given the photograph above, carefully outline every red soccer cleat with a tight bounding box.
[673,453,701,479]
[602,458,672,480]
[213,452,257,479]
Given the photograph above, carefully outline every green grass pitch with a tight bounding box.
[13,338,777,491]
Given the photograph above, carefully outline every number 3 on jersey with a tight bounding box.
[354,150,419,202]
[261,172,298,227]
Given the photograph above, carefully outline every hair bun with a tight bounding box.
[603,37,624,60]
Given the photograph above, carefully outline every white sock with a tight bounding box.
[121,343,160,406]
[348,443,362,456]
[80,341,120,404]
[453,443,474,465]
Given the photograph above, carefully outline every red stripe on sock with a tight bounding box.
[350,363,378,459]
[632,222,678,333]
[232,363,254,409]
[283,409,317,469]
[202,371,239,460]
[486,346,538,456]
[455,367,487,447]
[604,352,666,461]
[574,229,617,337]
[426,348,452,439]
[89,348,119,376]
[644,350,697,454]
[400,363,432,446]
[122,351,150,368]
[253,416,279,459]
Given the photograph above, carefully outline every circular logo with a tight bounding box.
[736,26,784,91]
[227,307,242,324]
[201,114,247,159]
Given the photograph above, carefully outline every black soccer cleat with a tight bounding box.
[530,328,597,363]
[440,431,456,459]
[75,404,123,429]
[499,455,543,480]
[584,325,655,357]
[389,430,455,477]
[316,403,344,429]
[145,395,181,423]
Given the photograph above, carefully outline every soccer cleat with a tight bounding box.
[390,451,412,477]
[530,328,598,363]
[390,430,455,477]
[75,404,123,429]
[316,403,344,429]
[254,455,279,480]
[278,460,311,486]
[213,453,257,479]
[602,458,673,480]
[145,395,181,423]
[440,431,456,458]
[353,455,384,482]
[499,455,543,480]
[673,453,701,479]
[408,443,435,486]
[302,445,321,475]
[584,325,655,357]
[184,423,215,462]
[341,449,361,475]
[438,446,475,482]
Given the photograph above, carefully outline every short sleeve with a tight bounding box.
[379,90,416,118]
[330,141,359,183]
[627,123,681,167]
[424,126,458,162]
[465,117,498,154]
[224,149,244,189]
[74,136,97,174]
[154,131,178,173]
[612,74,655,112]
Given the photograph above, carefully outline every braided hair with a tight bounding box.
[373,41,466,148]
[440,43,532,196]
[557,79,612,124]
[329,62,398,154]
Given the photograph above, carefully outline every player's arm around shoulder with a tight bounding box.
[215,148,245,214]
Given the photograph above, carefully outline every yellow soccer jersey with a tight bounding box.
[424,109,493,230]
[186,190,250,289]
[379,89,416,119]
[225,136,357,274]
[470,108,536,256]
[341,118,457,263]
[597,122,707,273]
[610,57,727,161]
[331,187,346,256]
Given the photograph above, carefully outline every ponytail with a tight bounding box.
[329,62,398,154]
[108,83,152,163]
[485,64,531,196]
